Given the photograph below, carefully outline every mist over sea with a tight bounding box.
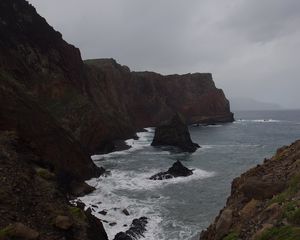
[80,110,300,240]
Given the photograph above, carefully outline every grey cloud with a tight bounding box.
[28,0,300,108]
[221,0,300,43]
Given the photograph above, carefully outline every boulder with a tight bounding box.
[151,114,200,152]
[54,215,73,230]
[70,181,96,197]
[113,217,148,240]
[150,160,193,180]
[99,210,108,215]
[122,209,130,216]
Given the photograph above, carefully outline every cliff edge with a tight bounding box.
[201,140,300,240]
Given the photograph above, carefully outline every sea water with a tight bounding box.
[80,110,300,240]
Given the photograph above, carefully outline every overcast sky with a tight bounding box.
[28,0,300,109]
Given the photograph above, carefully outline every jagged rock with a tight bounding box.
[151,114,200,152]
[150,160,193,180]
[75,200,86,210]
[54,215,73,230]
[122,209,130,216]
[113,217,148,240]
[99,210,108,215]
[8,223,39,239]
[70,181,96,197]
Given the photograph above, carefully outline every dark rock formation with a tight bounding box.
[150,160,194,180]
[113,217,148,240]
[0,131,108,240]
[200,140,300,240]
[0,0,233,155]
[0,0,233,238]
[151,114,200,152]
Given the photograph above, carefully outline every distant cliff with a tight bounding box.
[201,140,300,240]
[85,59,233,150]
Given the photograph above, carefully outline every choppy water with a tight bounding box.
[80,110,300,240]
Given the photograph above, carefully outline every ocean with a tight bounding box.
[79,110,300,240]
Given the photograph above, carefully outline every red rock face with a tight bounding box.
[85,60,234,130]
[0,0,233,154]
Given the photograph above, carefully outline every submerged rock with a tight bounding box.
[150,160,193,180]
[113,217,148,240]
[122,208,130,216]
[151,114,200,152]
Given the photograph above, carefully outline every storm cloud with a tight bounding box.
[28,0,300,108]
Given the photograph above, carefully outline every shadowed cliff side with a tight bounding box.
[0,0,233,154]
[0,130,108,240]
[201,140,300,240]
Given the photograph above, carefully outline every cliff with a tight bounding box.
[0,0,233,238]
[85,59,234,130]
[201,140,300,240]
[0,0,233,154]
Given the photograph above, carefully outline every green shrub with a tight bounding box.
[36,168,55,180]
[68,206,86,221]
[287,208,300,225]
[257,226,300,240]
[0,226,13,238]
[223,231,239,240]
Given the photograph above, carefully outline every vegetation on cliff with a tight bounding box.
[201,140,300,240]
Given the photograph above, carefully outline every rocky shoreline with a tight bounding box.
[0,0,234,239]
[201,140,300,240]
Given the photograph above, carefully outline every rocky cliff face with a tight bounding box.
[0,0,233,238]
[85,59,234,130]
[0,130,108,240]
[201,140,300,240]
[0,0,233,154]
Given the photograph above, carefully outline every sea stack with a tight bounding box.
[151,114,200,152]
[150,160,194,180]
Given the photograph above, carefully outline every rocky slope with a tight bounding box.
[201,140,300,240]
[0,130,108,240]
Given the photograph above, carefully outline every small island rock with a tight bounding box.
[150,160,194,180]
[151,114,200,152]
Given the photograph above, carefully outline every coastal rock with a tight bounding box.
[200,140,300,240]
[122,209,130,216]
[150,160,193,180]
[151,114,200,152]
[113,217,148,240]
[70,181,96,197]
[214,209,233,240]
[99,210,108,215]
